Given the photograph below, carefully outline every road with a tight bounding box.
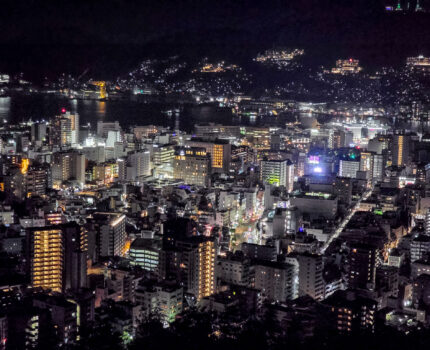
[320,188,373,254]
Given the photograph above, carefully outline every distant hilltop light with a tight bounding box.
[254,48,304,69]
[329,59,362,75]
[406,55,430,73]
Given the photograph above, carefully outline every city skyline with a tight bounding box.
[2,1,430,350]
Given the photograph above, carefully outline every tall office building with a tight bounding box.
[173,147,210,187]
[392,132,410,166]
[27,222,87,293]
[260,159,294,192]
[186,139,231,173]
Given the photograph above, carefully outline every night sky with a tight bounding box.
[1,0,430,80]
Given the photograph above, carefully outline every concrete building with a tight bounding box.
[186,139,231,174]
[295,253,324,301]
[88,212,127,259]
[254,260,298,302]
[339,159,360,178]
[173,147,210,187]
[260,159,294,192]
[135,280,183,325]
[27,222,87,293]
[129,238,162,272]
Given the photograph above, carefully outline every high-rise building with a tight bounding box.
[52,151,85,188]
[186,139,231,174]
[161,218,216,300]
[128,151,151,179]
[272,207,298,238]
[254,260,298,302]
[135,280,183,325]
[425,209,430,236]
[152,144,175,165]
[31,122,48,143]
[27,222,87,293]
[87,212,127,259]
[25,164,50,197]
[173,147,210,187]
[392,132,410,166]
[50,112,79,147]
[333,177,352,205]
[217,254,251,287]
[29,227,63,292]
[372,154,385,182]
[323,290,377,333]
[97,121,121,138]
[344,131,354,147]
[129,238,162,272]
[33,294,78,345]
[411,234,430,262]
[359,152,374,179]
[295,253,324,301]
[348,243,378,290]
[92,162,118,185]
[339,159,360,178]
[260,159,294,192]
[368,136,389,154]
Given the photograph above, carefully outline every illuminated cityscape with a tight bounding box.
[2,0,430,349]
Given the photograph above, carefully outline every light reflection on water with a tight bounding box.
[1,95,428,134]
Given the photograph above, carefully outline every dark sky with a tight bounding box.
[1,0,430,79]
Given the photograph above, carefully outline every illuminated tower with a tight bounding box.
[88,81,107,100]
